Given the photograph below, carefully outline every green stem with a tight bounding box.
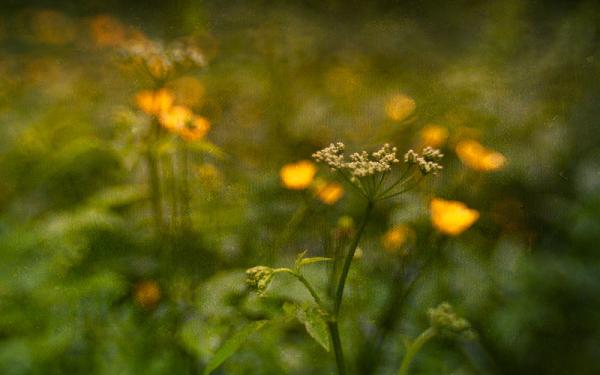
[328,321,346,375]
[146,122,163,235]
[333,200,373,316]
[326,200,373,375]
[275,268,324,309]
[397,327,437,375]
[180,141,191,232]
[269,202,309,263]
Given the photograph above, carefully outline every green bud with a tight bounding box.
[428,302,473,338]
[246,266,275,295]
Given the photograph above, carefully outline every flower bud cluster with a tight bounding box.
[312,142,400,179]
[246,266,275,295]
[428,302,472,337]
[404,147,444,175]
[121,37,206,79]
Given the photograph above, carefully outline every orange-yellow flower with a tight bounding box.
[314,179,344,205]
[385,94,416,122]
[159,105,193,131]
[420,124,449,148]
[455,139,506,171]
[134,280,161,309]
[136,89,174,116]
[280,160,316,190]
[430,198,479,236]
[382,225,413,254]
[179,116,210,141]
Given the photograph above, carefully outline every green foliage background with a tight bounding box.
[1,0,599,374]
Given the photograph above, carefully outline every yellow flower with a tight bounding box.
[314,179,344,205]
[382,225,413,253]
[179,116,210,141]
[134,280,161,309]
[455,139,506,171]
[159,105,193,131]
[430,198,479,236]
[420,124,449,148]
[280,160,317,190]
[136,89,174,116]
[385,94,416,122]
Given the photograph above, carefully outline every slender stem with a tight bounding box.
[328,321,346,375]
[338,170,368,199]
[165,150,179,250]
[323,200,374,375]
[146,121,164,235]
[375,169,417,200]
[180,141,191,232]
[333,200,373,316]
[376,175,424,201]
[269,202,309,263]
[273,268,326,311]
[397,327,437,375]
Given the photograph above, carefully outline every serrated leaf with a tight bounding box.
[284,303,330,352]
[202,320,268,375]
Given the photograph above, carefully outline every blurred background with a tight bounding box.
[1,0,599,374]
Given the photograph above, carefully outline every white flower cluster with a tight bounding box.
[121,37,206,76]
[404,146,444,175]
[312,143,400,179]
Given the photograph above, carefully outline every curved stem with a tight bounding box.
[333,200,373,316]
[274,268,325,309]
[376,175,424,201]
[269,202,309,262]
[397,327,437,375]
[375,169,417,200]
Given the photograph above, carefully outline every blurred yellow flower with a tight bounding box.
[314,179,344,205]
[134,280,161,309]
[455,139,506,171]
[382,225,413,254]
[385,94,416,122]
[179,116,210,141]
[280,160,316,190]
[430,198,479,236]
[89,14,126,47]
[420,124,449,148]
[136,89,174,116]
[159,105,193,131]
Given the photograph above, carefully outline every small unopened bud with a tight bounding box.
[246,266,275,295]
[428,302,473,338]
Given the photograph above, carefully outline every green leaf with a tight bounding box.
[298,257,332,267]
[202,320,268,375]
[283,303,330,352]
[295,250,331,270]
